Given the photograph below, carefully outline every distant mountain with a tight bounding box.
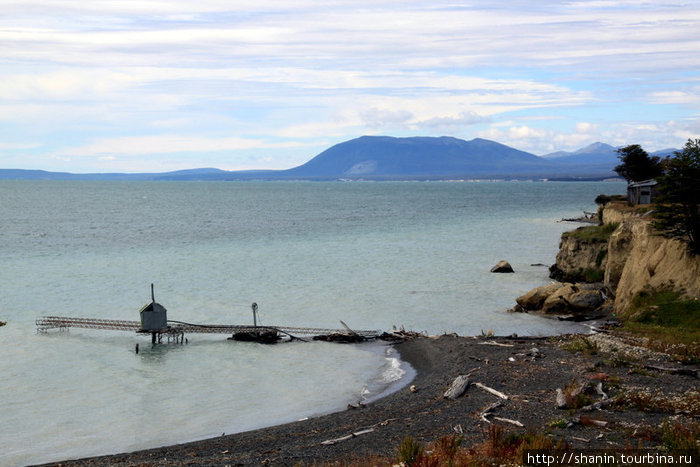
[0,167,228,181]
[4,136,676,181]
[543,142,619,165]
[651,148,678,158]
[544,142,680,167]
[284,136,559,178]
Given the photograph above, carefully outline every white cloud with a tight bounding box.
[649,87,700,106]
[0,1,697,171]
[360,108,414,129]
[52,135,307,158]
[0,70,136,100]
[575,122,599,134]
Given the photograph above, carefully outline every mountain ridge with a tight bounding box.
[0,136,678,181]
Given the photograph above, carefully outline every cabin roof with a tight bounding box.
[628,179,658,188]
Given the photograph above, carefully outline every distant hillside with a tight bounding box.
[544,142,619,165]
[284,136,559,178]
[2,135,673,181]
[545,142,679,165]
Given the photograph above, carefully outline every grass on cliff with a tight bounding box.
[562,222,619,242]
[621,289,700,362]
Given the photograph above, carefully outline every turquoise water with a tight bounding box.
[0,180,624,465]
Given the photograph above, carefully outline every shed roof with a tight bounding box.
[628,179,658,188]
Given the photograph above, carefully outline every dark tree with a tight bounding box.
[614,144,663,182]
[652,139,700,254]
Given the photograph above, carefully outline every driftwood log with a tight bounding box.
[493,416,524,427]
[321,428,375,446]
[556,388,567,409]
[480,401,503,423]
[474,382,509,400]
[443,375,470,400]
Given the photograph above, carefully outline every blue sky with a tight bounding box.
[1,0,698,173]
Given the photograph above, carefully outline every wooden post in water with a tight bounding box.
[252,302,258,328]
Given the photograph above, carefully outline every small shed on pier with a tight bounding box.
[139,301,167,332]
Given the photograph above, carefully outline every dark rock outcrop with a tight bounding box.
[490,260,514,273]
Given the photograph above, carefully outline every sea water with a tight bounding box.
[0,180,625,465]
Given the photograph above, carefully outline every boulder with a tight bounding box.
[567,289,604,312]
[541,284,578,314]
[515,283,565,311]
[490,260,514,273]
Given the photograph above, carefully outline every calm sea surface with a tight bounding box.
[0,180,625,465]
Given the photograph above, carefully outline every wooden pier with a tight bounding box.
[36,286,383,345]
[35,315,382,343]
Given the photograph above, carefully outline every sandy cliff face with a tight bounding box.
[606,218,700,316]
[555,206,700,316]
[519,205,699,318]
[551,227,608,283]
[554,235,606,278]
[600,203,646,225]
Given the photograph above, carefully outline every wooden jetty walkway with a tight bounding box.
[35,316,382,342]
[36,286,384,344]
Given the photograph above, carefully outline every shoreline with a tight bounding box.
[40,332,699,466]
[359,343,417,405]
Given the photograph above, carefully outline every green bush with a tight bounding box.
[662,420,700,454]
[562,223,619,242]
[622,288,700,362]
[396,436,423,466]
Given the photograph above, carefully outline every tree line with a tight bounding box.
[614,139,700,254]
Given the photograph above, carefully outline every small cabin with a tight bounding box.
[627,179,659,205]
[139,301,168,332]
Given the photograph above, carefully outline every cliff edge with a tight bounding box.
[548,201,700,317]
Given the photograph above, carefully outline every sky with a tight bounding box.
[1,1,699,173]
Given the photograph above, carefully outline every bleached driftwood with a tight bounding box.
[580,396,618,412]
[571,436,590,443]
[480,401,504,423]
[321,428,375,445]
[443,375,470,400]
[595,382,608,400]
[493,416,524,427]
[474,382,509,400]
[478,341,514,347]
[556,388,567,409]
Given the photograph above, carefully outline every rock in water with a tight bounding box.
[490,260,514,273]
[515,283,565,311]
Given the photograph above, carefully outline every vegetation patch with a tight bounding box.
[621,288,700,362]
[548,418,568,429]
[615,389,700,416]
[594,194,627,206]
[662,420,700,454]
[561,336,598,355]
[562,222,619,242]
[390,427,567,467]
[557,267,605,283]
[594,248,607,268]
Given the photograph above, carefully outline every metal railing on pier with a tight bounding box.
[36,316,381,339]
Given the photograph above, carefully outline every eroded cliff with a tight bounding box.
[517,203,700,318]
[606,216,700,316]
[557,204,700,316]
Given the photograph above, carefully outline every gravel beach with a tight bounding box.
[40,333,699,466]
